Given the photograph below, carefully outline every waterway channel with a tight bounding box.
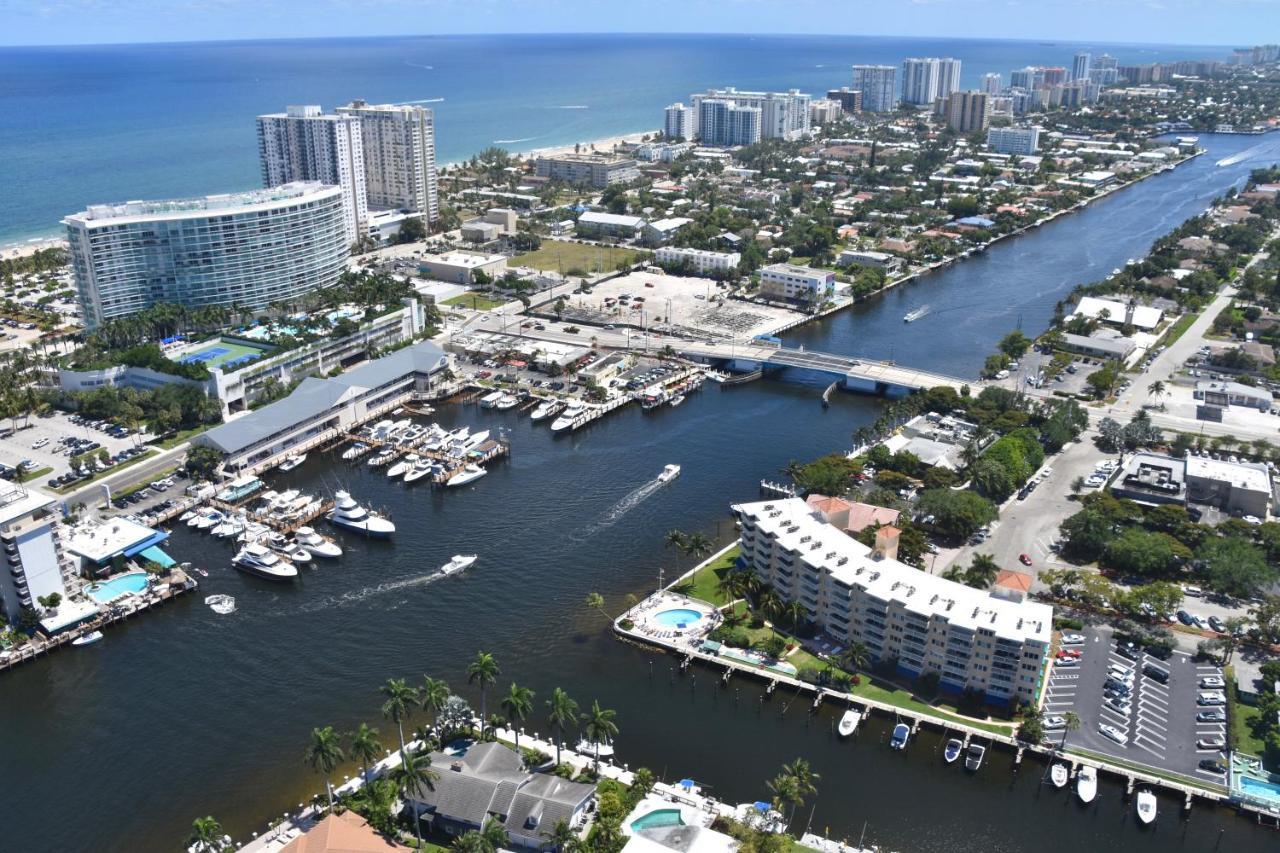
[3,133,1280,852]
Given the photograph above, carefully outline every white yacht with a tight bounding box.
[550,402,586,432]
[204,594,237,615]
[387,454,418,479]
[1135,789,1157,824]
[657,464,681,484]
[440,554,478,575]
[1076,766,1097,803]
[479,390,505,409]
[341,442,370,460]
[267,533,312,565]
[461,429,491,451]
[192,509,223,531]
[447,464,487,487]
[232,543,298,581]
[576,739,614,757]
[495,393,519,410]
[403,457,436,484]
[327,491,395,537]
[294,526,342,558]
[530,400,561,422]
[367,448,397,467]
[278,452,306,472]
[368,419,395,440]
[837,708,861,737]
[71,630,104,646]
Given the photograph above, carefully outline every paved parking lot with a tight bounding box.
[0,411,139,486]
[1043,626,1226,783]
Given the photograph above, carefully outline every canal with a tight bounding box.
[3,133,1279,852]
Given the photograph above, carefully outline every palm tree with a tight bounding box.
[349,723,382,783]
[542,819,578,852]
[500,682,536,752]
[187,816,226,853]
[1060,711,1081,748]
[663,529,688,552]
[583,700,619,772]
[583,591,610,620]
[773,758,819,823]
[766,772,800,826]
[481,816,510,852]
[304,726,345,810]
[784,600,807,631]
[838,641,871,675]
[419,676,450,734]
[757,588,783,622]
[467,651,501,734]
[546,687,579,766]
[391,749,439,850]
[380,678,419,754]
[1147,380,1166,408]
[964,554,1001,589]
[452,831,490,853]
[682,531,714,560]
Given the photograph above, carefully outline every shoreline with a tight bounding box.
[1,236,67,262]
[439,127,660,171]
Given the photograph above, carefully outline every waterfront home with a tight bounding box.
[621,795,738,853]
[731,498,1052,707]
[281,810,411,852]
[404,742,595,849]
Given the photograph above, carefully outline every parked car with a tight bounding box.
[1043,715,1066,729]
[1176,610,1195,625]
[1100,724,1128,745]
[1060,633,1085,645]
[1196,709,1226,722]
[1018,553,1033,566]
[1197,736,1226,750]
[1199,759,1227,774]
[1142,664,1170,684]
[1208,616,1226,633]
[1200,675,1225,689]
[1197,692,1226,706]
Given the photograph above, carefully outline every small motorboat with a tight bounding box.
[204,594,236,615]
[576,738,614,757]
[1135,789,1157,825]
[838,708,862,738]
[657,463,681,484]
[341,442,370,460]
[1050,762,1070,789]
[367,448,397,467]
[277,452,306,472]
[943,738,962,763]
[890,723,910,750]
[294,526,342,559]
[440,554,478,576]
[71,630,104,646]
[179,509,196,522]
[668,394,686,407]
[447,464,487,487]
[965,743,986,772]
[403,458,435,484]
[1076,766,1097,803]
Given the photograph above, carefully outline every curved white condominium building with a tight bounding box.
[64,182,347,327]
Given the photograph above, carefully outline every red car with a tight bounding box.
[1019,553,1033,566]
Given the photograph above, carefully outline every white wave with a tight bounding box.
[399,97,445,104]
[1215,139,1280,167]
[555,105,589,110]
[294,569,449,613]
[568,477,663,542]
[404,62,434,70]
[494,136,538,144]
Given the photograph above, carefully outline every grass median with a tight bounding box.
[49,449,157,494]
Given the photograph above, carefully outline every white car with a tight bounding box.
[1061,633,1085,645]
[1043,715,1067,729]
[1197,736,1226,750]
[1197,692,1226,706]
[1100,724,1128,745]
[1243,515,1263,525]
[1200,675,1225,689]
[1054,657,1079,668]
[31,437,48,449]
[1183,585,1203,597]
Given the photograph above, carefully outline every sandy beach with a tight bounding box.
[440,129,661,170]
[1,237,67,262]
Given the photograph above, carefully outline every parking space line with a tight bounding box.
[1134,740,1165,759]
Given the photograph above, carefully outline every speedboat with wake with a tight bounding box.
[440,554,478,576]
[294,526,342,558]
[657,464,681,484]
[327,491,395,537]
[903,305,930,323]
[231,543,297,581]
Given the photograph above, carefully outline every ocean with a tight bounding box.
[0,33,1232,246]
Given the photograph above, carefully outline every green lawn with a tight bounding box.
[513,241,650,274]
[443,291,509,311]
[16,466,52,483]
[154,424,211,450]
[1157,312,1199,348]
[1231,699,1271,761]
[671,546,741,605]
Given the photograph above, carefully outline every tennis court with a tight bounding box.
[174,339,270,371]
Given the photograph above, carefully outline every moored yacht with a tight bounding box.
[495,393,519,410]
[387,454,418,479]
[479,390,504,409]
[267,532,312,565]
[232,543,298,581]
[294,526,342,558]
[367,448,397,467]
[278,452,306,472]
[1076,766,1097,803]
[342,442,371,460]
[530,400,561,422]
[837,708,861,737]
[550,401,586,432]
[1136,789,1157,824]
[461,429,491,451]
[447,464,487,487]
[327,491,395,537]
[403,457,435,484]
[1050,762,1069,789]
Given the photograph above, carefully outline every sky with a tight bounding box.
[0,0,1276,47]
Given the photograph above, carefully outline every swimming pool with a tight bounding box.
[630,809,685,831]
[86,572,149,604]
[1238,775,1280,806]
[652,608,703,628]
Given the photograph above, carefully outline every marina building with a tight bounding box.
[0,485,76,629]
[534,153,640,188]
[196,340,451,471]
[758,263,836,307]
[695,99,762,147]
[336,100,439,223]
[851,65,898,112]
[257,105,368,245]
[663,103,696,141]
[64,183,347,328]
[690,87,811,141]
[986,126,1040,155]
[654,246,741,276]
[732,498,1051,706]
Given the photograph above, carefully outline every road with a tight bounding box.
[60,442,191,510]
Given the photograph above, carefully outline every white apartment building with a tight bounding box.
[654,246,741,276]
[64,183,347,327]
[986,126,1041,155]
[851,65,898,112]
[733,498,1052,706]
[534,153,640,188]
[1072,52,1092,82]
[902,58,961,106]
[809,98,843,126]
[690,87,811,140]
[937,58,962,97]
[758,263,835,306]
[696,99,762,147]
[337,100,439,222]
[981,72,1003,95]
[0,484,76,628]
[257,105,368,246]
[664,103,697,141]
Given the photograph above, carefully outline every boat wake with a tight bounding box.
[569,478,664,541]
[494,136,538,144]
[404,62,434,70]
[399,97,445,104]
[1216,139,1280,167]
[295,569,450,613]
[554,105,589,110]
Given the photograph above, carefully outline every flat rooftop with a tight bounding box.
[65,182,338,226]
[0,483,57,528]
[64,517,165,564]
[1185,455,1272,494]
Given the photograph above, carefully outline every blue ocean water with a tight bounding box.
[0,33,1231,245]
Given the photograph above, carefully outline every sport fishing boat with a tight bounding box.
[440,554,478,576]
[277,452,306,472]
[403,457,435,484]
[387,454,418,479]
[1135,789,1157,825]
[327,491,395,537]
[1076,766,1097,803]
[657,464,681,484]
[71,630,104,646]
[943,738,963,763]
[266,532,312,565]
[294,526,342,559]
[447,464,487,487]
[461,429,491,452]
[231,543,297,581]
